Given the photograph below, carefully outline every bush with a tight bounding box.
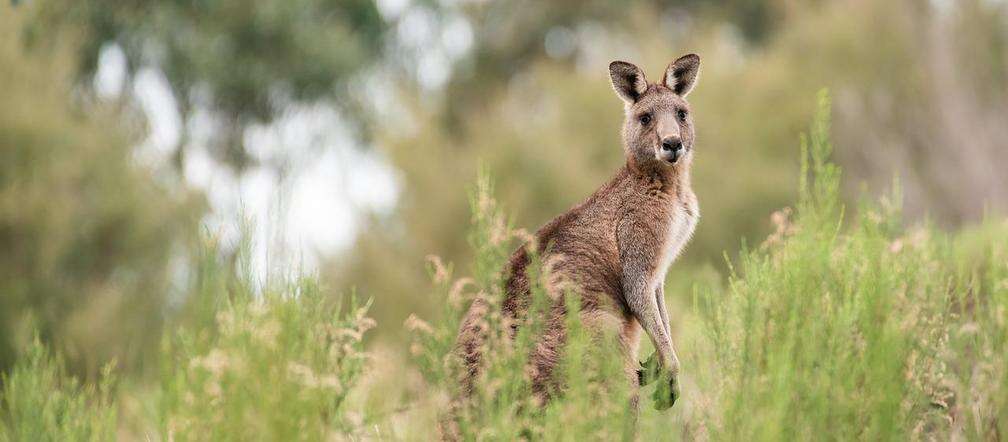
[694,91,1008,440]
[0,337,117,441]
[2,233,376,441]
[157,237,375,441]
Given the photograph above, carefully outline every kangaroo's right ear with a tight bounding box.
[609,61,648,104]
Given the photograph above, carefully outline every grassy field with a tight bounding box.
[2,93,1006,441]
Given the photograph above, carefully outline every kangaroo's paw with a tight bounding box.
[651,370,680,410]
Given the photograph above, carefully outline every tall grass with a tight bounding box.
[1,234,376,441]
[0,338,116,441]
[696,91,1007,440]
[157,236,375,440]
[1,91,1005,440]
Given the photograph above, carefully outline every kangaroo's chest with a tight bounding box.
[655,195,699,279]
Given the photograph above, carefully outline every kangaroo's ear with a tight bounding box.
[663,54,701,97]
[609,61,648,104]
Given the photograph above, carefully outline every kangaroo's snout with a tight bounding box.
[659,137,684,163]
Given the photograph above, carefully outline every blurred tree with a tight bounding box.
[24,0,387,170]
[21,0,788,170]
[673,0,786,43]
[786,0,1008,224]
[0,9,201,377]
[420,0,789,134]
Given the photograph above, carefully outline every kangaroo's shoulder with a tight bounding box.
[531,167,634,242]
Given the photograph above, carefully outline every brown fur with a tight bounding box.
[453,54,702,420]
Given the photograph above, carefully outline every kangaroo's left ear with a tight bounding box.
[663,54,701,97]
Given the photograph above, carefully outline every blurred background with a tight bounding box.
[1,0,1006,379]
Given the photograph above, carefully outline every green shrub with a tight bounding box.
[0,337,117,441]
[695,91,1008,440]
[157,237,374,441]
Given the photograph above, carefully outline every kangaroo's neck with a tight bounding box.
[624,157,692,196]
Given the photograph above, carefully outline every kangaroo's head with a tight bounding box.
[609,54,701,168]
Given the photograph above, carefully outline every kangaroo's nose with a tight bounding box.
[661,138,683,153]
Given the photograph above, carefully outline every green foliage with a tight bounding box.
[696,92,1008,440]
[158,237,374,441]
[0,234,376,441]
[0,337,117,441]
[0,9,200,377]
[25,0,387,168]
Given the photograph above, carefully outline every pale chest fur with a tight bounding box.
[655,191,699,283]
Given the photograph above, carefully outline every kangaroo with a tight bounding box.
[454,54,701,417]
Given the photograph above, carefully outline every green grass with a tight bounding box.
[0,338,116,441]
[1,91,1006,440]
[693,92,1008,440]
[156,238,373,440]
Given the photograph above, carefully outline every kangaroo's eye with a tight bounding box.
[677,110,688,122]
[638,113,652,125]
